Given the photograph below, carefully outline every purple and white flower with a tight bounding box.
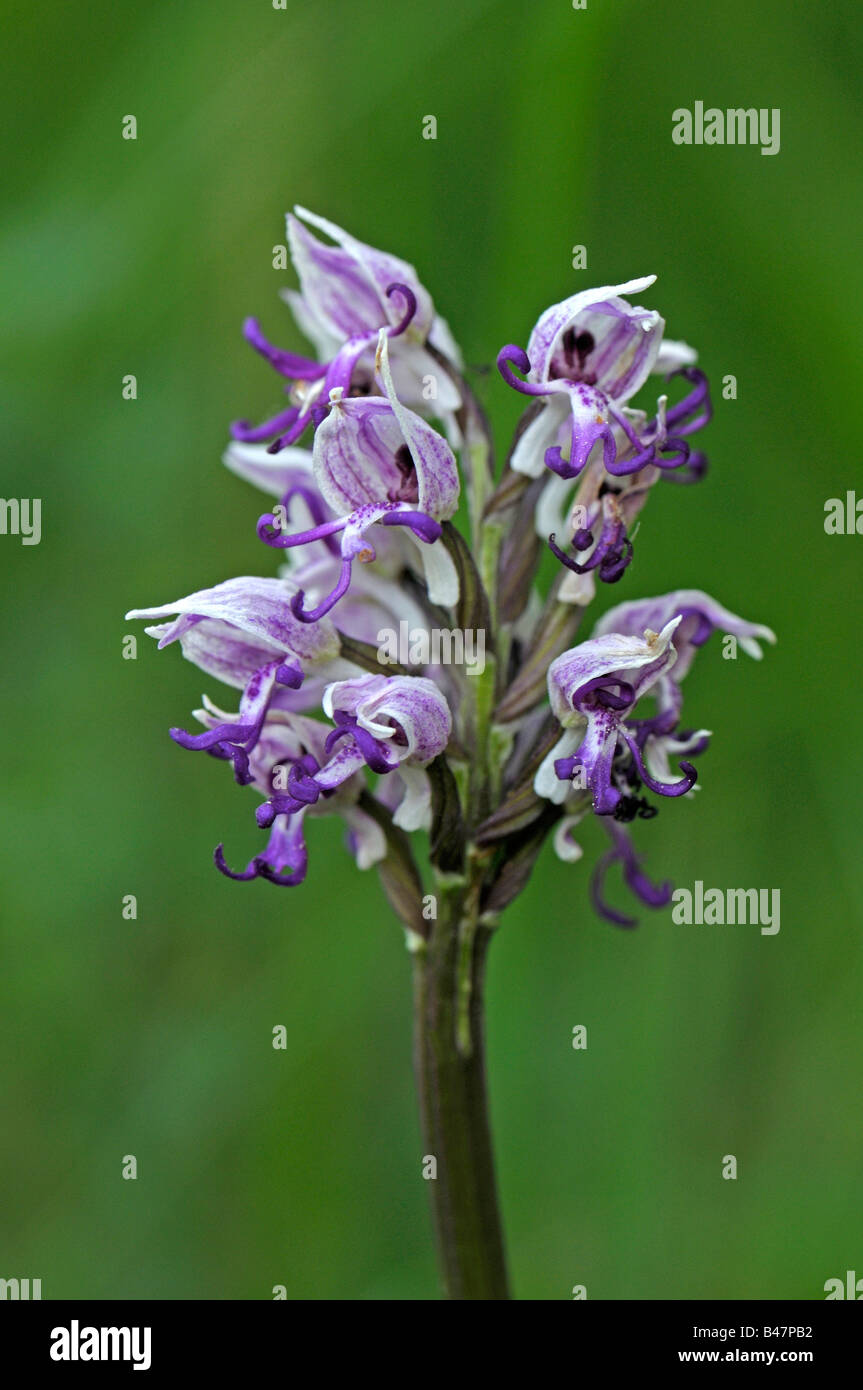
[497,278,710,483]
[125,576,340,782]
[535,617,700,815]
[534,591,775,924]
[211,675,452,886]
[231,208,462,454]
[255,332,460,620]
[204,709,387,887]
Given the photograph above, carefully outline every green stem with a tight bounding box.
[409,350,512,1297]
[412,872,510,1300]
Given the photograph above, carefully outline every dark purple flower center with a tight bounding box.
[387,444,420,504]
[558,328,597,383]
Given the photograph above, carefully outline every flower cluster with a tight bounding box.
[127,209,774,931]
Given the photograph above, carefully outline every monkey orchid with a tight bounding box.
[497,277,710,485]
[232,206,463,453]
[534,592,775,924]
[254,332,460,619]
[126,577,340,782]
[126,209,773,1301]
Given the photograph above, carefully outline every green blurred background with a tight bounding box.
[2,0,861,1299]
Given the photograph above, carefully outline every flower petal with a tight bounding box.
[594,590,776,679]
[526,277,658,393]
[288,207,435,341]
[312,401,406,514]
[547,619,682,726]
[377,332,460,518]
[126,576,340,677]
[553,814,586,863]
[391,764,433,831]
[223,441,319,500]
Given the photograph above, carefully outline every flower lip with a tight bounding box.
[591,821,673,928]
[548,494,634,584]
[248,674,452,844]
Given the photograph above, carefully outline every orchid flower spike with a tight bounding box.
[129,209,775,942]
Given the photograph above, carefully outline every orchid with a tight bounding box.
[533,593,775,925]
[496,280,711,592]
[126,211,773,1300]
[126,577,340,781]
[232,207,463,453]
[254,332,461,620]
[497,278,708,482]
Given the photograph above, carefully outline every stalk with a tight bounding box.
[411,349,512,1298]
[412,870,510,1299]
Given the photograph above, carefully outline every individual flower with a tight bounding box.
[211,674,453,890]
[497,278,710,482]
[125,577,340,782]
[204,709,387,887]
[255,332,460,619]
[231,207,462,453]
[320,674,452,828]
[535,617,699,815]
[534,591,775,924]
